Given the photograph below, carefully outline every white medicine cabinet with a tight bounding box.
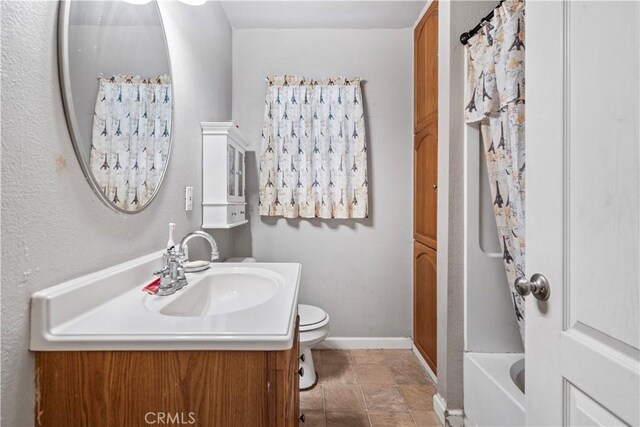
[201,122,250,228]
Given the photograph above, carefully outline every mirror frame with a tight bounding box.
[57,0,174,214]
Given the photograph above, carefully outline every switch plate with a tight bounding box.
[185,186,193,211]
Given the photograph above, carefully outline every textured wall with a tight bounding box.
[0,2,232,425]
[232,29,414,338]
[436,0,497,412]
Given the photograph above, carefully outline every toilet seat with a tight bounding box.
[299,304,329,332]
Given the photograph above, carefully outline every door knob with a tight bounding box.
[514,273,550,301]
[432,184,438,190]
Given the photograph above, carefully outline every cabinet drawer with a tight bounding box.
[202,204,247,229]
[236,205,246,221]
[226,205,237,223]
[226,205,246,224]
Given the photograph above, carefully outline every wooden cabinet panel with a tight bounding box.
[35,320,300,427]
[414,122,438,249]
[414,241,437,373]
[285,322,301,426]
[414,2,439,134]
[413,0,438,377]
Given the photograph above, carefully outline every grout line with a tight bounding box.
[318,354,325,422]
[349,350,373,427]
[320,383,326,422]
[396,349,422,426]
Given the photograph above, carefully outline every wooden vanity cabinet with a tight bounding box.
[35,319,300,427]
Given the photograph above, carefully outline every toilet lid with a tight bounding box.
[299,304,328,331]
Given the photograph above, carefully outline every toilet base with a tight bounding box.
[300,371,318,391]
[299,345,318,390]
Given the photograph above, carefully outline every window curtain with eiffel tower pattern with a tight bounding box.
[259,76,368,218]
[464,0,526,341]
[89,75,171,211]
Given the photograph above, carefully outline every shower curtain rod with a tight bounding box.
[459,0,505,45]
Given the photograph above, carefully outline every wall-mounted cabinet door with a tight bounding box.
[414,121,438,249]
[414,2,438,134]
[237,150,245,198]
[227,144,237,198]
[227,143,246,203]
[414,241,437,373]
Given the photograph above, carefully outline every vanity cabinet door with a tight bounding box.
[35,325,300,426]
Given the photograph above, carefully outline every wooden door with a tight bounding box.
[414,2,438,134]
[526,1,639,425]
[414,0,438,374]
[414,121,438,249]
[414,241,437,373]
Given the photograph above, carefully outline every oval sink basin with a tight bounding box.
[153,269,281,317]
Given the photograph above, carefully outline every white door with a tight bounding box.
[527,1,639,426]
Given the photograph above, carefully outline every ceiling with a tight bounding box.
[220,1,427,29]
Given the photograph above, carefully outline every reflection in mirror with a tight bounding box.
[59,1,172,213]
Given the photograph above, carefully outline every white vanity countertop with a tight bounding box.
[30,250,301,351]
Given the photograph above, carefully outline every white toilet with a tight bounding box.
[298,304,330,390]
[225,257,330,390]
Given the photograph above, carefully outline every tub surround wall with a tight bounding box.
[0,2,233,425]
[232,29,414,338]
[465,124,523,353]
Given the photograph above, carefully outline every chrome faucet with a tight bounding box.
[152,230,219,296]
[180,230,220,262]
[153,247,187,296]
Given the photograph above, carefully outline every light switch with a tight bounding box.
[185,186,193,211]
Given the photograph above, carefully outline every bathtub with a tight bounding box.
[464,352,525,427]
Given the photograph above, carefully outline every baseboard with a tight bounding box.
[433,393,464,427]
[433,393,446,426]
[412,345,437,384]
[315,337,413,350]
[445,410,465,427]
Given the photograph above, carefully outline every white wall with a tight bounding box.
[436,0,496,413]
[232,29,414,337]
[0,2,233,425]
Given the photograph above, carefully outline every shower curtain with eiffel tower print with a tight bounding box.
[259,76,368,218]
[90,75,171,211]
[464,0,526,341]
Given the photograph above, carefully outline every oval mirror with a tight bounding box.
[58,0,172,213]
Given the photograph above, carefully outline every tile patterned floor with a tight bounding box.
[300,349,441,427]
